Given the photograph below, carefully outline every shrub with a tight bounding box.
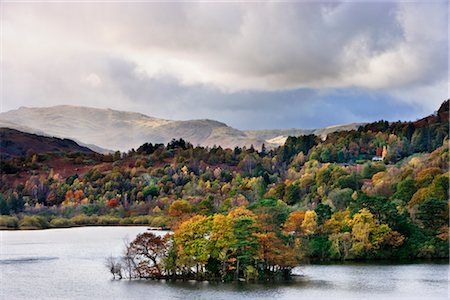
[119,217,134,225]
[80,204,100,216]
[0,215,19,228]
[150,216,171,228]
[132,215,151,224]
[50,217,72,228]
[97,215,120,225]
[19,215,49,229]
[70,214,98,225]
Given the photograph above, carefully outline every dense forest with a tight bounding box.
[0,101,448,280]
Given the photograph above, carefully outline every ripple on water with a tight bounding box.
[0,256,59,264]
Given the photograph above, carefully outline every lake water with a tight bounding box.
[1,226,448,299]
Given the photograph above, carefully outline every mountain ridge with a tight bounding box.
[0,105,361,152]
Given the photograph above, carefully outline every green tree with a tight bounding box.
[197,194,215,215]
[284,184,300,205]
[427,175,449,201]
[329,188,353,211]
[392,178,417,203]
[0,194,9,215]
[361,163,386,179]
[416,199,449,234]
[337,173,363,190]
[231,215,258,280]
[315,203,332,225]
[143,185,159,199]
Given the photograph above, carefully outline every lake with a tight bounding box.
[1,226,448,299]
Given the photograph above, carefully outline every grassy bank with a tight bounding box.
[0,214,170,230]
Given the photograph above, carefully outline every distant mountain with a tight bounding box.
[0,118,112,154]
[0,106,265,151]
[0,128,94,160]
[245,123,363,146]
[0,105,361,152]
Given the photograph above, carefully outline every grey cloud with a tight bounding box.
[2,1,447,128]
[4,2,447,91]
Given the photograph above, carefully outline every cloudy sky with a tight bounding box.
[2,1,448,130]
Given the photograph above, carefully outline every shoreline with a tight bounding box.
[0,224,170,231]
[1,225,448,264]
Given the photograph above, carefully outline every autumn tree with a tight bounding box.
[127,232,168,278]
[283,210,306,235]
[301,210,318,236]
[174,215,212,277]
[168,199,193,229]
[209,214,236,279]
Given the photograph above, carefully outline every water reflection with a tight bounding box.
[1,227,448,300]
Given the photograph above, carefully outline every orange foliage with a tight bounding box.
[436,225,449,241]
[256,232,296,268]
[383,231,406,248]
[168,200,194,230]
[168,200,192,218]
[73,190,85,202]
[107,198,120,208]
[283,210,305,234]
[64,190,74,202]
[227,207,257,220]
[416,167,442,187]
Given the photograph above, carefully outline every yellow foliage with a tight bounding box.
[408,157,423,169]
[299,173,315,189]
[221,183,231,195]
[301,210,318,235]
[416,167,442,187]
[381,146,388,160]
[152,206,162,214]
[372,172,385,185]
[409,187,429,207]
[204,181,211,191]
[324,209,351,234]
[181,165,189,174]
[348,209,393,256]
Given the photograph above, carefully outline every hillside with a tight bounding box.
[0,127,94,160]
[0,105,360,152]
[0,101,448,264]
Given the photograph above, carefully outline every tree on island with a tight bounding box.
[108,207,301,282]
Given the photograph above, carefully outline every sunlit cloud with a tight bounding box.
[2,1,447,128]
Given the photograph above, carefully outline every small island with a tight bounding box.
[107,206,300,282]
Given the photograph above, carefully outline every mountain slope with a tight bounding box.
[245,123,363,145]
[0,118,112,154]
[0,127,94,160]
[0,106,173,151]
[0,106,266,151]
[0,105,361,152]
